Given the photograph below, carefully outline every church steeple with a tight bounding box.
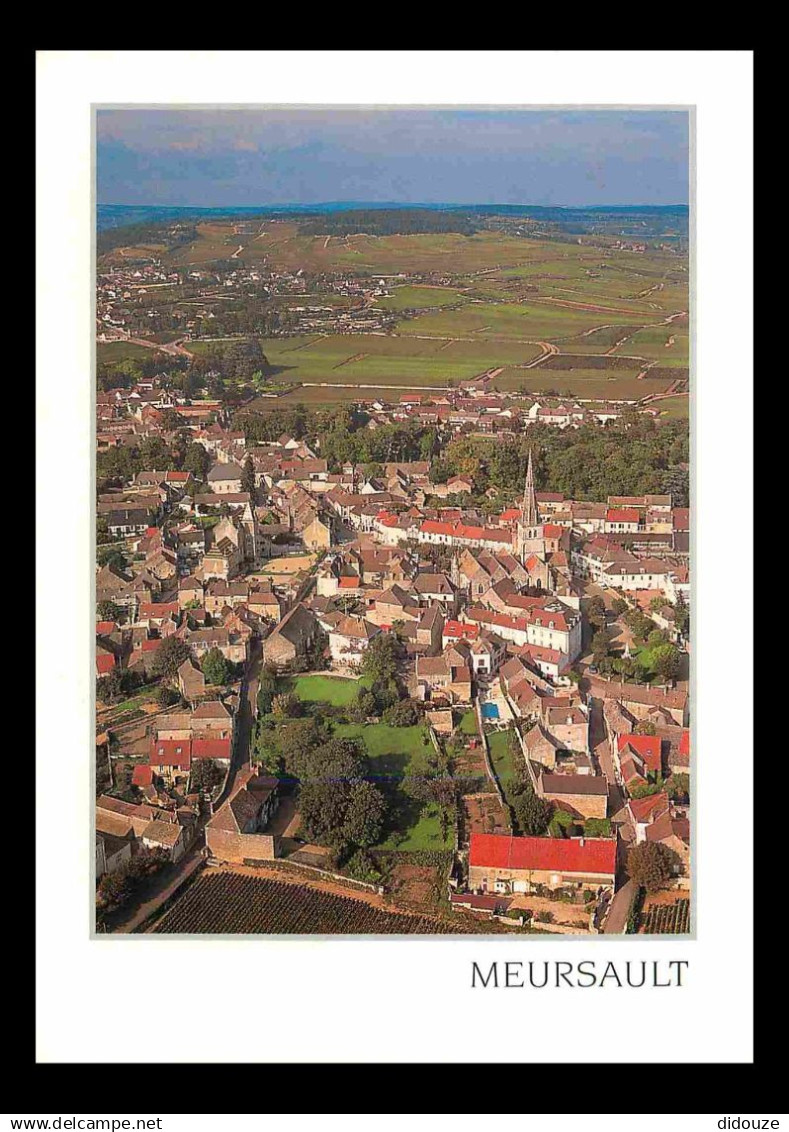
[521,448,539,528]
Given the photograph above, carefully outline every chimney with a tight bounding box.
[579,837,585,847]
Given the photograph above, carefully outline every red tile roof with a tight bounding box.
[542,523,565,539]
[606,508,640,523]
[628,791,669,824]
[139,602,179,617]
[96,653,116,675]
[192,737,232,760]
[679,729,690,758]
[131,765,154,786]
[443,619,479,641]
[469,833,616,877]
[420,519,512,545]
[618,733,662,774]
[149,739,191,768]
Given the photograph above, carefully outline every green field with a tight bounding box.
[655,395,690,420]
[334,721,452,851]
[225,333,545,392]
[97,340,162,364]
[612,324,689,362]
[396,300,651,344]
[291,674,367,707]
[378,284,470,311]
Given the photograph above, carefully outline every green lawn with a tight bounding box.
[487,729,517,790]
[458,710,478,736]
[291,674,367,707]
[333,721,452,851]
[488,728,527,810]
[334,722,432,771]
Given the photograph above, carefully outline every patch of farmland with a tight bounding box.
[613,325,689,361]
[248,333,542,388]
[653,395,690,420]
[97,340,165,364]
[166,222,243,266]
[558,325,646,353]
[152,870,455,934]
[397,301,648,343]
[494,368,674,400]
[641,366,689,386]
[378,284,470,310]
[235,226,572,275]
[639,896,690,934]
[538,353,646,372]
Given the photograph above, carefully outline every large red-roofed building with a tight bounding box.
[468,832,617,894]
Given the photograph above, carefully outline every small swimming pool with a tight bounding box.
[482,703,500,720]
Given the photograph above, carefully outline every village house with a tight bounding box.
[536,771,609,820]
[95,832,132,879]
[261,603,319,670]
[328,615,381,667]
[414,643,472,704]
[205,767,282,863]
[468,832,617,895]
[206,461,245,494]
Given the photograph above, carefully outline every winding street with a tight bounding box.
[215,637,263,809]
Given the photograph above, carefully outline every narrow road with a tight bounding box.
[215,637,263,809]
[588,695,625,817]
[603,877,636,934]
[111,837,205,934]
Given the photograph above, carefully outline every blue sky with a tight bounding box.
[97,108,689,208]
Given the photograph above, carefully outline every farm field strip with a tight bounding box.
[153,870,454,934]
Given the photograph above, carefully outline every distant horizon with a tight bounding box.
[99,200,690,211]
[97,109,689,209]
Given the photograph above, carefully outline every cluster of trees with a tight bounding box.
[201,647,231,688]
[96,664,137,706]
[590,605,682,685]
[152,637,192,681]
[255,712,388,860]
[298,208,479,238]
[96,848,169,920]
[627,840,681,893]
[190,759,227,793]
[234,403,439,470]
[98,337,272,401]
[506,748,553,836]
[430,417,689,506]
[96,430,214,486]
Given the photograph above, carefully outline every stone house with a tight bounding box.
[536,772,608,820]
[261,603,319,670]
[468,832,617,895]
[205,768,281,863]
[328,615,380,667]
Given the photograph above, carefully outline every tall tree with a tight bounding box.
[241,455,256,497]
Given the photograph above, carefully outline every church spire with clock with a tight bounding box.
[516,448,543,561]
[521,448,539,528]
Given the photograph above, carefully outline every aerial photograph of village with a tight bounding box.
[94,107,691,937]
